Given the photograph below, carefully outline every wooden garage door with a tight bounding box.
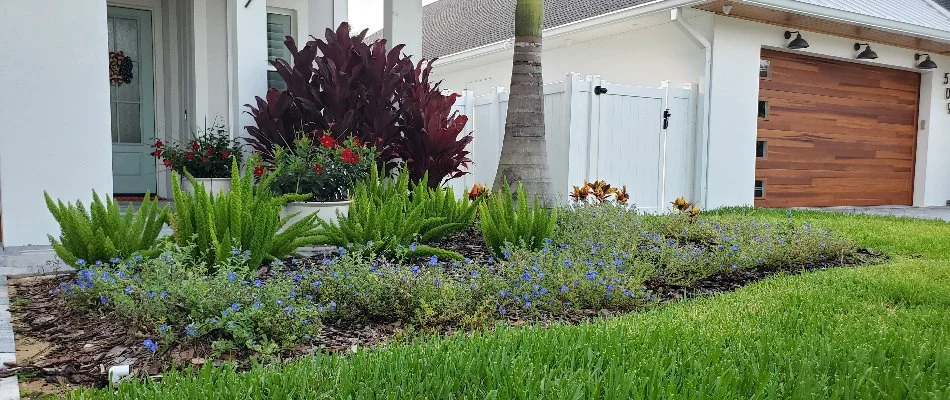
[756,49,920,207]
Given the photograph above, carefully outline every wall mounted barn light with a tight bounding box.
[915,53,938,69]
[854,43,878,60]
[784,31,809,50]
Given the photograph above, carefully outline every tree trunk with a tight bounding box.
[492,0,557,206]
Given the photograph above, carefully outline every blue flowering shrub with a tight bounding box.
[55,243,324,357]
[53,201,855,358]
[556,203,856,287]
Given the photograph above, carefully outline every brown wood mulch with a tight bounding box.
[2,243,883,390]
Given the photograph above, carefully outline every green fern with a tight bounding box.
[313,166,467,259]
[169,158,317,270]
[478,181,557,258]
[45,191,168,267]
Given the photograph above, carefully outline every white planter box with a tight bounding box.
[281,200,351,227]
[181,177,232,196]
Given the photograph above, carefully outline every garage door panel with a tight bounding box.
[762,90,919,118]
[767,57,921,95]
[759,118,916,141]
[762,80,918,105]
[758,129,915,147]
[756,50,919,207]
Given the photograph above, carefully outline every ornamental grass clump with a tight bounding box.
[169,158,320,270]
[45,191,167,267]
[313,165,469,259]
[478,181,557,258]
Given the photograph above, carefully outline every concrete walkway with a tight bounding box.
[807,206,950,222]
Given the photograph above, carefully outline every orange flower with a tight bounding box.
[570,183,591,202]
[469,184,489,201]
[672,196,691,211]
[615,185,630,205]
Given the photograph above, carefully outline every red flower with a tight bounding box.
[320,134,337,149]
[253,166,265,178]
[153,139,164,148]
[341,148,360,165]
[185,151,194,160]
[150,149,162,158]
[190,141,200,151]
[205,148,214,156]
[220,150,230,159]
[313,163,324,174]
[163,159,172,168]
[201,157,210,163]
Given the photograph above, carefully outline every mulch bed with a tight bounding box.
[2,243,884,390]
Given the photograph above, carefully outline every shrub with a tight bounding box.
[313,166,465,259]
[169,158,319,270]
[45,191,167,267]
[479,182,557,258]
[569,180,630,205]
[57,244,322,357]
[151,121,243,178]
[410,176,480,242]
[265,134,375,202]
[556,203,855,287]
[244,23,473,187]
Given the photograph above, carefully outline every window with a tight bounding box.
[758,100,770,119]
[760,59,771,79]
[754,180,766,198]
[267,10,294,91]
[756,140,767,158]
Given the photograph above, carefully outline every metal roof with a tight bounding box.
[369,0,950,59]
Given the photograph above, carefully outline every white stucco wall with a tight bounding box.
[432,12,713,93]
[433,9,950,209]
[0,1,114,246]
[706,16,950,208]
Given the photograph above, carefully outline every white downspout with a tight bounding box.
[671,7,713,206]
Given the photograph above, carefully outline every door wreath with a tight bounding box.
[109,51,134,86]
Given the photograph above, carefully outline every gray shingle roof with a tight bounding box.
[369,0,655,59]
[369,0,950,59]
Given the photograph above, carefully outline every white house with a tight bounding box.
[415,0,950,210]
[0,0,350,250]
[1,0,948,253]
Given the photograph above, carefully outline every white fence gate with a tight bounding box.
[450,73,697,212]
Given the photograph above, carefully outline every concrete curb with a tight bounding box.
[0,276,19,400]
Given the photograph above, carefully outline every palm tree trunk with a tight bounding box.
[493,0,557,206]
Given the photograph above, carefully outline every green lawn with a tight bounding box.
[70,210,950,399]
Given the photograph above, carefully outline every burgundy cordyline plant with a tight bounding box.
[244,23,473,187]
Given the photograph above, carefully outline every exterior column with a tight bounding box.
[0,0,113,247]
[310,0,348,33]
[229,0,268,140]
[384,0,423,59]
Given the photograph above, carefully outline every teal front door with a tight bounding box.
[108,6,156,194]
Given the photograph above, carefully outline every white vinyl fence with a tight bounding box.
[449,73,698,212]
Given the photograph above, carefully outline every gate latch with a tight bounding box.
[662,109,672,130]
[594,86,608,95]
